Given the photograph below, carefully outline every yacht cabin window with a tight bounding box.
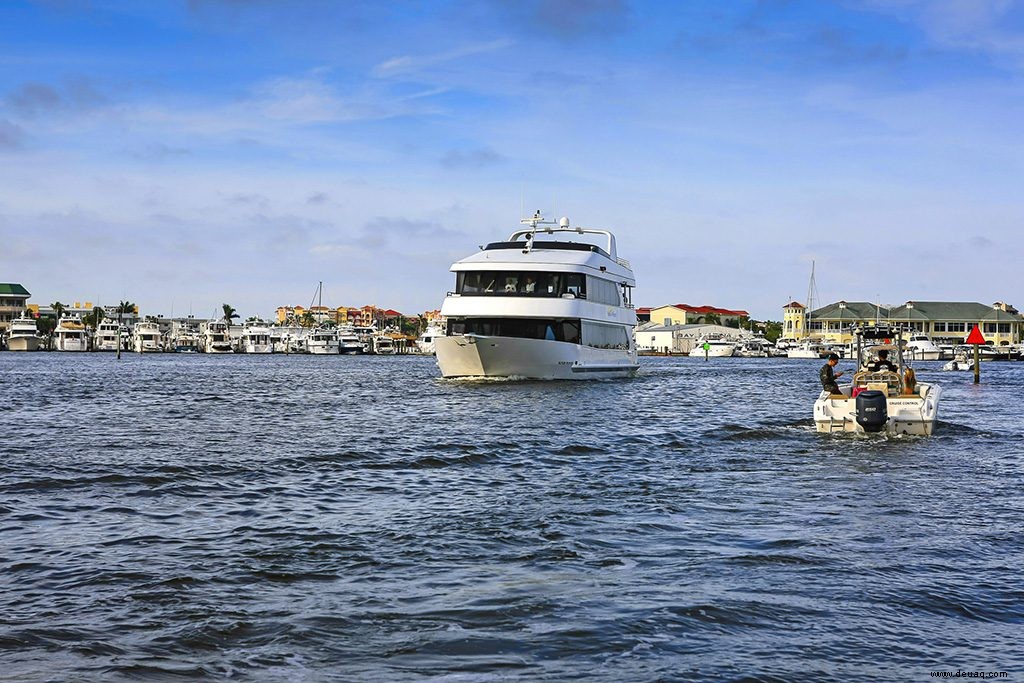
[456,271,626,306]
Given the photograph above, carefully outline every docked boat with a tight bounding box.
[787,340,827,359]
[903,334,941,361]
[435,213,638,379]
[54,319,88,352]
[416,323,444,355]
[307,328,340,355]
[338,327,363,354]
[241,321,273,354]
[353,325,376,354]
[94,319,121,351]
[204,320,234,354]
[688,337,736,357]
[373,334,397,355]
[133,321,162,353]
[735,337,773,358]
[6,315,40,352]
[814,324,941,436]
[172,324,201,353]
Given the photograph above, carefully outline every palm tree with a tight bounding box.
[222,303,239,325]
[51,301,66,321]
[300,310,317,328]
[82,306,105,351]
[115,300,135,359]
[36,316,57,351]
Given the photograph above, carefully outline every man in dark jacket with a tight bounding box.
[867,349,897,372]
[820,353,844,394]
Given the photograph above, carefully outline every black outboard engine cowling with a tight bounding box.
[856,390,888,433]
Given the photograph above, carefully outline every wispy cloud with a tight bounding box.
[372,39,513,78]
[859,0,1024,67]
[440,147,504,169]
[0,118,25,150]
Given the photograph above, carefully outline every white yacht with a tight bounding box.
[241,322,273,354]
[172,329,201,353]
[435,214,638,379]
[6,315,40,352]
[688,337,736,358]
[735,337,773,358]
[338,326,363,354]
[133,321,162,353]
[903,334,941,361]
[416,323,444,355]
[204,320,234,354]
[94,319,121,351]
[307,328,340,355]
[814,325,941,436]
[373,334,398,355]
[353,325,376,354]
[787,340,827,359]
[54,320,88,352]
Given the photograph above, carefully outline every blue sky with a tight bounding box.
[2,0,1023,320]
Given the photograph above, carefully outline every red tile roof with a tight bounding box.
[671,303,749,317]
[784,301,805,309]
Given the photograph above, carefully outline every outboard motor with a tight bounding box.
[855,390,888,433]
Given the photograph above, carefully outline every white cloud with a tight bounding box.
[372,39,514,78]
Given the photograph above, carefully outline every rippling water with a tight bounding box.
[2,353,1023,681]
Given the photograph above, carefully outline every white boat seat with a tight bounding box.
[853,370,902,396]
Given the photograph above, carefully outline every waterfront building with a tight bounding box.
[648,304,749,327]
[787,300,1023,346]
[0,283,31,332]
[782,301,806,339]
[636,323,750,354]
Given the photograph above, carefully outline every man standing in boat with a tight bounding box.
[820,353,844,394]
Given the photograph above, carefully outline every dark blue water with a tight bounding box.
[2,353,1022,681]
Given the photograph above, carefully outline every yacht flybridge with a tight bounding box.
[814,324,942,436]
[435,214,638,379]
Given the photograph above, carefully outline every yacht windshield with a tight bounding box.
[456,271,585,298]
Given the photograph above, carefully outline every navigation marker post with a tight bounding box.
[703,341,710,361]
[965,324,986,384]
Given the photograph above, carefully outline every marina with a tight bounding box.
[3,352,1023,680]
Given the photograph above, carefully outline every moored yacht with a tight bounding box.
[416,323,444,355]
[903,334,941,361]
[94,319,121,351]
[307,327,340,355]
[373,333,397,355]
[435,214,638,379]
[338,326,363,354]
[787,340,827,359]
[688,337,736,357]
[54,319,88,352]
[133,321,162,353]
[204,320,234,353]
[6,315,40,352]
[241,321,273,354]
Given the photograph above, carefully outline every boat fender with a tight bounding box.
[855,390,888,433]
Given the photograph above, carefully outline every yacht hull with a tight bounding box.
[8,336,39,352]
[688,347,735,358]
[904,349,941,361]
[436,335,638,379]
[308,345,340,355]
[813,384,942,436]
[244,344,273,354]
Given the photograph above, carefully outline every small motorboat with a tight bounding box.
[814,324,941,436]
